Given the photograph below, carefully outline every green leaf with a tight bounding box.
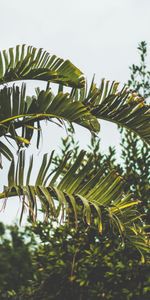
[0,151,149,256]
[0,85,100,147]
[72,79,150,144]
[0,45,85,88]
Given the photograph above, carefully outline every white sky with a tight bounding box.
[0,0,150,224]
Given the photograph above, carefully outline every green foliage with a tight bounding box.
[0,223,34,299]
[0,132,149,300]
[1,142,148,257]
[0,215,149,299]
[78,78,150,144]
[121,41,150,224]
[0,45,149,257]
[128,41,150,98]
[0,46,149,156]
[0,43,149,299]
[25,220,150,300]
[0,45,85,87]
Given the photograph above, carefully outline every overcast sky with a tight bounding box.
[0,0,150,224]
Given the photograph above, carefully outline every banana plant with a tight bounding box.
[0,45,149,259]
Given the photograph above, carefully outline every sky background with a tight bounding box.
[0,0,150,223]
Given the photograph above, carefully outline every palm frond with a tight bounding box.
[0,45,85,88]
[0,84,100,146]
[0,150,149,257]
[72,79,150,144]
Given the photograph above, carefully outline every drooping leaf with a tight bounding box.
[72,79,150,144]
[0,151,149,256]
[0,85,100,147]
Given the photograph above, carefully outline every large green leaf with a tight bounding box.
[0,150,149,257]
[72,79,150,144]
[0,45,85,88]
[0,85,99,147]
